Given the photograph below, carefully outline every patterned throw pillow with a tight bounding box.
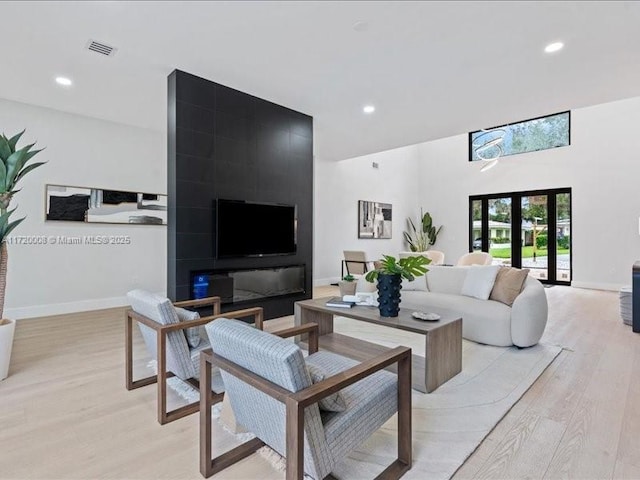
[175,307,201,348]
[306,363,347,412]
[490,267,530,306]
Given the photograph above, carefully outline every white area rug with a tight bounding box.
[159,317,562,480]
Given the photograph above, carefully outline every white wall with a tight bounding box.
[0,97,165,319]
[415,96,640,290]
[313,144,422,284]
[315,95,640,290]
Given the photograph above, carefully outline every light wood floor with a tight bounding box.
[1,285,639,479]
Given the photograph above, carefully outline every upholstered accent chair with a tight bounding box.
[456,251,493,266]
[342,250,377,277]
[199,319,412,480]
[125,289,263,425]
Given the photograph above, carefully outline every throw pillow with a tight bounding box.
[175,307,201,348]
[401,275,429,292]
[306,363,347,412]
[490,267,530,306]
[460,265,501,300]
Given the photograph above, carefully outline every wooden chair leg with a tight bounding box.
[126,312,159,390]
[126,312,223,425]
[200,355,263,478]
[375,352,413,480]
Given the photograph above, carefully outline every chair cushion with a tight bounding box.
[306,363,347,412]
[306,351,398,465]
[461,265,500,300]
[175,307,201,348]
[490,267,530,306]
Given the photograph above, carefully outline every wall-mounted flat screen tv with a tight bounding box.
[216,199,297,258]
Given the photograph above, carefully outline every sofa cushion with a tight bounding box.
[490,267,530,306]
[401,290,513,346]
[461,265,501,300]
[401,275,429,292]
[425,265,469,295]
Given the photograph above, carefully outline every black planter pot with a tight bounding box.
[376,273,402,317]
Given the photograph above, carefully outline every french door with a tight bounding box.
[469,188,571,285]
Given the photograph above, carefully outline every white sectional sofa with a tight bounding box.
[357,265,548,348]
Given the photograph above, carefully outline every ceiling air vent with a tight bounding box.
[86,40,117,57]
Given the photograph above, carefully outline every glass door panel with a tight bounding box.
[471,199,483,251]
[556,193,571,282]
[521,195,548,280]
[488,197,512,266]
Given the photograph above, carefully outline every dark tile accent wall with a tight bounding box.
[168,70,313,319]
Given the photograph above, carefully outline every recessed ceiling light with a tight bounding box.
[544,42,564,53]
[363,105,375,114]
[55,76,73,87]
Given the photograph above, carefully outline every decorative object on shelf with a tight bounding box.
[365,254,430,317]
[338,273,357,297]
[45,184,167,225]
[358,200,392,239]
[0,130,46,380]
[403,209,442,252]
[411,311,440,321]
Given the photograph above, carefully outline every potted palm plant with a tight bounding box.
[365,254,430,317]
[0,130,46,380]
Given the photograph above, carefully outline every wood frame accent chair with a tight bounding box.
[342,250,377,278]
[125,289,264,425]
[199,319,412,480]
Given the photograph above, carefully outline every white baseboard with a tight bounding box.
[313,277,340,287]
[6,295,130,320]
[571,281,626,292]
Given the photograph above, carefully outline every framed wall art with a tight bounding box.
[45,184,167,225]
[358,200,392,239]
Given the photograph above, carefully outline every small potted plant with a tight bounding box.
[338,273,357,297]
[365,254,430,317]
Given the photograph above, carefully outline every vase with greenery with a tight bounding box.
[0,130,46,380]
[365,255,430,317]
[403,209,442,252]
[338,273,357,297]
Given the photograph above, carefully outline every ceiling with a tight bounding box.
[1,1,640,161]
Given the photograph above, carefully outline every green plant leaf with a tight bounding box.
[5,147,29,189]
[0,217,25,242]
[14,161,46,185]
[0,161,6,193]
[0,135,11,161]
[7,130,25,151]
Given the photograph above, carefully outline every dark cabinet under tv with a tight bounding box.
[191,265,307,319]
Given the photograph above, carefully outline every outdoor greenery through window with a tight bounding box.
[469,111,570,161]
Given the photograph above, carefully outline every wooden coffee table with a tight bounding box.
[294,297,462,393]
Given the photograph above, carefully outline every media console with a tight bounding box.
[191,265,306,316]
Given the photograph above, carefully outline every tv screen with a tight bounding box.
[216,199,297,258]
